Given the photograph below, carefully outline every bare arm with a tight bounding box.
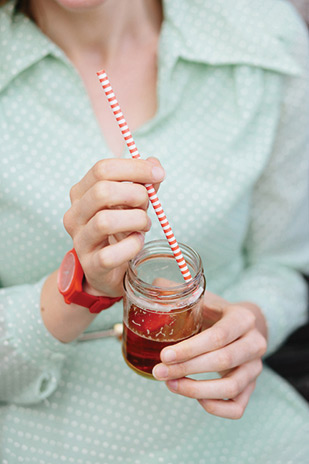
[40,157,165,343]
[40,270,98,343]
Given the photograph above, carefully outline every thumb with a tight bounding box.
[146,157,165,192]
[201,291,228,327]
[203,290,228,309]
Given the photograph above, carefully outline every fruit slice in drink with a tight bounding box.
[122,301,201,378]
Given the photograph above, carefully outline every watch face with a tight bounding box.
[59,252,75,293]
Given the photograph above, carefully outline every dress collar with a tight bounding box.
[0,0,304,94]
[162,0,302,75]
[0,1,68,92]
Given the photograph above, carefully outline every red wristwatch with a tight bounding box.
[57,248,122,314]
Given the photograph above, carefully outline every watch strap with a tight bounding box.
[70,291,123,314]
[59,248,122,313]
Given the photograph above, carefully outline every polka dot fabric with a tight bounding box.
[1,0,309,462]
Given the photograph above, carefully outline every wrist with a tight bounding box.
[82,279,105,297]
[57,248,122,313]
[82,279,122,299]
[41,270,98,344]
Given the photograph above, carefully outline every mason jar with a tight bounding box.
[122,240,206,379]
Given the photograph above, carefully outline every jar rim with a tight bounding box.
[126,239,205,300]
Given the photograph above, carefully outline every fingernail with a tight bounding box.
[153,364,169,380]
[152,166,165,181]
[161,349,176,363]
[167,380,178,391]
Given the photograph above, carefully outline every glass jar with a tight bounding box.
[122,240,206,379]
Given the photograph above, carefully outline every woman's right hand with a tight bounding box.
[63,157,165,297]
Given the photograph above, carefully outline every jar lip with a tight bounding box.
[127,239,205,299]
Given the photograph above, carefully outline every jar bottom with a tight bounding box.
[121,347,157,380]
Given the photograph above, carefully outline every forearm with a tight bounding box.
[40,270,97,343]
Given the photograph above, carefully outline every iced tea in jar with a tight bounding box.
[122,240,206,379]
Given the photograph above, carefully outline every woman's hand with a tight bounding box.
[152,291,268,419]
[63,157,165,297]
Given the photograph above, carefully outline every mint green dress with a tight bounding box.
[1,1,309,462]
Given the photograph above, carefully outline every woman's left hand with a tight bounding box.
[152,291,268,419]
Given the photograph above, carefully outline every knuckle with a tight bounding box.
[92,181,109,204]
[69,184,78,203]
[226,378,241,399]
[93,160,110,181]
[258,335,267,357]
[233,404,245,420]
[97,248,114,270]
[212,326,228,348]
[126,184,148,208]
[93,211,109,235]
[217,350,232,371]
[141,186,150,208]
[138,210,150,229]
[246,311,256,329]
[203,401,217,415]
[63,209,74,235]
[253,331,267,357]
[234,304,255,328]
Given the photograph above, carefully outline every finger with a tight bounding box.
[198,381,256,420]
[151,277,178,289]
[205,329,266,372]
[156,329,266,379]
[160,306,256,364]
[91,231,145,271]
[163,359,262,401]
[146,157,164,193]
[71,181,150,226]
[202,290,228,310]
[70,158,165,201]
[75,209,151,252]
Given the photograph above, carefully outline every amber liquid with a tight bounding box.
[122,303,201,378]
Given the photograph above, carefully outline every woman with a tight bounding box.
[0,0,308,462]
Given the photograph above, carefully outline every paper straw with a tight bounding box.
[96,69,192,282]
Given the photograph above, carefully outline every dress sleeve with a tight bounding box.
[222,23,309,356]
[0,277,76,404]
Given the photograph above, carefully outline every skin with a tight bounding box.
[41,157,165,343]
[36,0,268,419]
[31,0,162,155]
[153,293,267,419]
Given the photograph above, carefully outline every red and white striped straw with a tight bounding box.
[96,69,192,282]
